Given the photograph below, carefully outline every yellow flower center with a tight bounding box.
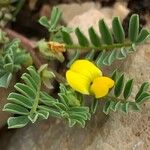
[66,59,114,99]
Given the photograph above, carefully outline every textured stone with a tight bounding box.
[0,77,16,129]
[57,2,101,24]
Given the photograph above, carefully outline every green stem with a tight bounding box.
[65,43,132,51]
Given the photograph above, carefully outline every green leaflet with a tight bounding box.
[3,103,29,115]
[102,70,150,114]
[75,28,89,46]
[102,50,117,66]
[49,7,62,31]
[38,105,61,118]
[7,116,30,129]
[14,83,36,99]
[112,17,125,43]
[61,30,73,45]
[8,92,34,109]
[114,74,125,97]
[99,19,113,44]
[39,7,62,32]
[111,70,118,82]
[136,29,150,44]
[0,35,31,88]
[88,27,101,47]
[135,92,150,104]
[0,72,12,88]
[95,50,107,67]
[129,14,139,42]
[135,82,149,100]
[39,16,50,29]
[123,79,133,99]
[21,73,38,91]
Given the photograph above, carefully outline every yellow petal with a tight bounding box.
[66,70,90,94]
[70,59,102,82]
[90,77,114,98]
[97,76,115,88]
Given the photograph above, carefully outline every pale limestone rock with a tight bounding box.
[57,2,101,24]
[113,2,129,20]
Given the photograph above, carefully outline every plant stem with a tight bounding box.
[65,43,132,51]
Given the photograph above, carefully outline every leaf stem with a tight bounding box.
[65,43,132,51]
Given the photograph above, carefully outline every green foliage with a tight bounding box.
[0,35,31,88]
[75,28,89,47]
[112,17,125,43]
[39,7,62,33]
[60,14,150,67]
[88,27,101,47]
[102,70,150,114]
[39,7,73,41]
[2,7,149,130]
[99,19,113,44]
[3,66,90,128]
[129,14,139,42]
[39,9,150,67]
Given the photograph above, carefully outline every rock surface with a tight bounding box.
[0,2,150,150]
[0,77,16,129]
[57,2,101,24]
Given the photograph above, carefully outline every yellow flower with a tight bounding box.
[66,59,114,98]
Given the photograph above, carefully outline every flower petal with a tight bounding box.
[70,59,102,82]
[90,77,114,98]
[66,70,90,94]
